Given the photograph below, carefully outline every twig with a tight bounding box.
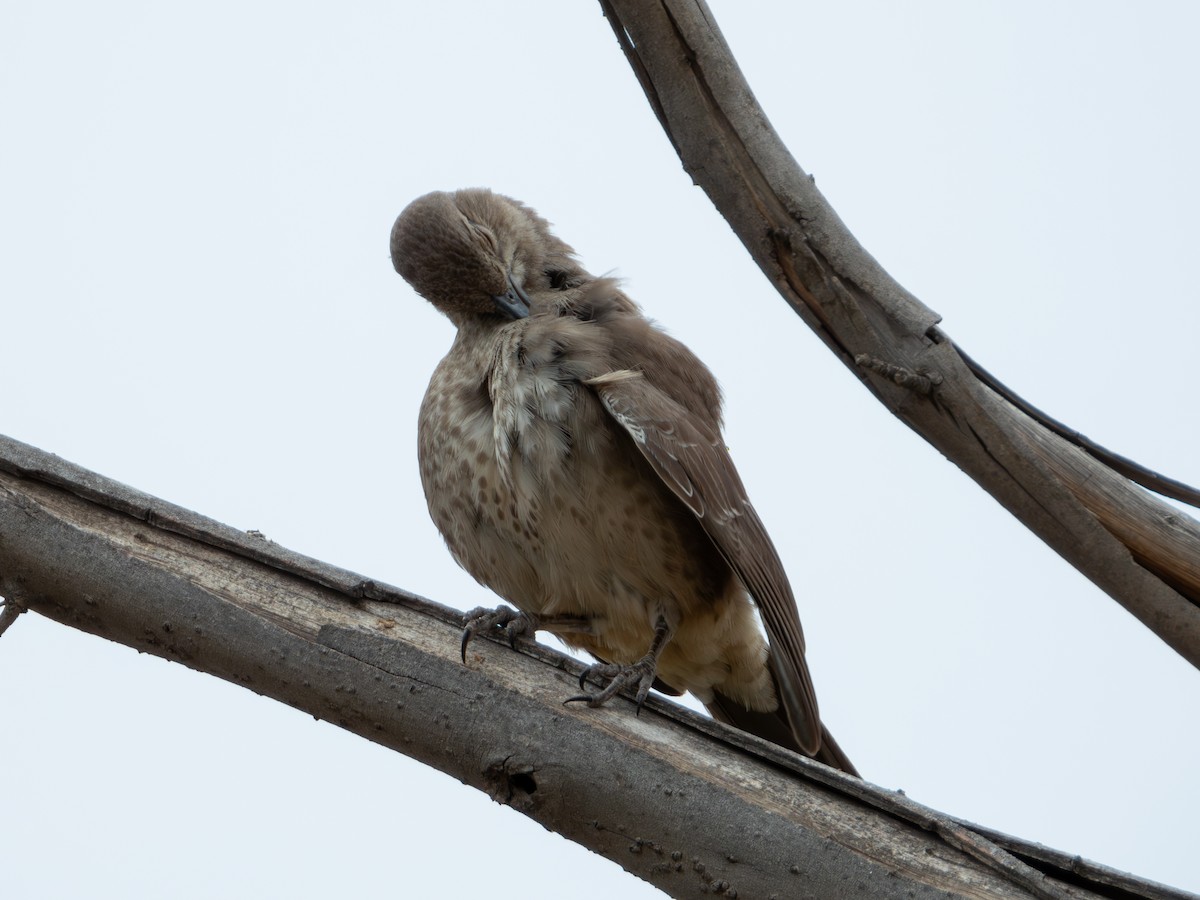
[953,338,1200,509]
[855,353,943,395]
[0,597,26,638]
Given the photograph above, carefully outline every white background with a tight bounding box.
[3,2,1198,897]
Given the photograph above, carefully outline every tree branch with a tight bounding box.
[0,596,24,637]
[0,433,1190,898]
[597,0,1200,667]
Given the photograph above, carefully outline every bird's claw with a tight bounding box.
[565,658,658,714]
[460,605,540,662]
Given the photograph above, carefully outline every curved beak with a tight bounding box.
[492,274,531,320]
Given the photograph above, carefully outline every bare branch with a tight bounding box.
[597,0,1200,667]
[0,433,1191,899]
[0,597,25,637]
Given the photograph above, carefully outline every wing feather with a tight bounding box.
[587,371,822,755]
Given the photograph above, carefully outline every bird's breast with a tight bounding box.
[417,321,747,678]
[418,322,585,608]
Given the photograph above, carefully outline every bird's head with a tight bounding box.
[391,188,585,325]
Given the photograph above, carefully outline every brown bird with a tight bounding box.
[391,188,856,775]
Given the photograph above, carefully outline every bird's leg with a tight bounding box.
[460,605,593,662]
[567,615,673,714]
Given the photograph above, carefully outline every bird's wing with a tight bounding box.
[585,369,822,755]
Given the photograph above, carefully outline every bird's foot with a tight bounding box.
[565,615,673,713]
[566,657,658,713]
[460,605,540,662]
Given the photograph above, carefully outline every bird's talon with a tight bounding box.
[459,605,538,663]
[635,684,653,714]
[566,659,658,711]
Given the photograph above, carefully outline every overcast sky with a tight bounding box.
[3,2,1198,897]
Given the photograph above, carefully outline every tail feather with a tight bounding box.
[813,723,858,776]
[707,689,858,777]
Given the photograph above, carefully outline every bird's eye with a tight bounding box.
[546,269,570,290]
[467,221,499,253]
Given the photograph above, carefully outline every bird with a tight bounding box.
[391,187,857,775]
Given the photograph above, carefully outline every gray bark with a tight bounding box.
[0,434,1190,899]
[597,0,1200,667]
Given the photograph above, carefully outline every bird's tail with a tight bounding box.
[706,690,858,777]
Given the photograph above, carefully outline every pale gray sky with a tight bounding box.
[3,2,1198,897]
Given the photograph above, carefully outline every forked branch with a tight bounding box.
[598,0,1200,667]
